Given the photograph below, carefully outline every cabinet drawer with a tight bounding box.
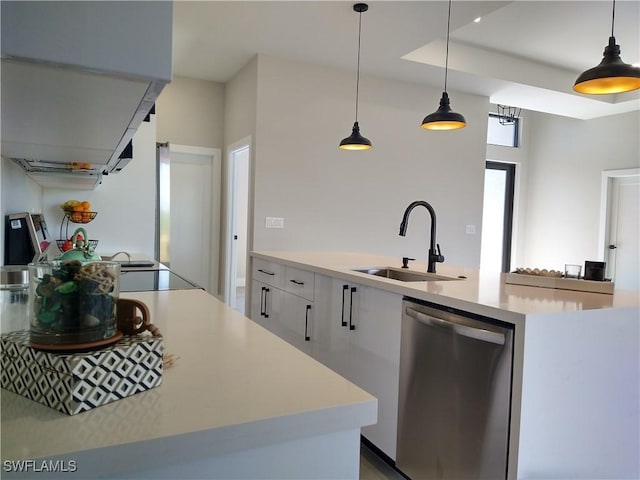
[285,267,315,301]
[252,258,285,288]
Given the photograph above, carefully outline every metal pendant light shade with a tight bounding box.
[421,0,466,131]
[340,121,372,150]
[339,3,372,150]
[421,92,466,130]
[574,0,640,94]
[574,36,640,94]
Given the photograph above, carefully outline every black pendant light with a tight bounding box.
[574,0,640,94]
[421,0,466,131]
[339,3,372,150]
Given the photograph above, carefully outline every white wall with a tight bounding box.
[520,110,640,270]
[42,117,158,257]
[221,57,258,295]
[224,57,258,150]
[0,157,44,263]
[156,76,225,148]
[252,55,490,268]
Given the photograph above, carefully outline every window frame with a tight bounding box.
[487,113,520,148]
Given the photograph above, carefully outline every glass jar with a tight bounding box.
[1,266,30,334]
[29,260,120,348]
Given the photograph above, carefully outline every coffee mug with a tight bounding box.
[116,298,151,335]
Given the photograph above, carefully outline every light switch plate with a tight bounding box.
[266,217,284,229]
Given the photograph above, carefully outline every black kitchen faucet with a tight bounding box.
[399,200,444,273]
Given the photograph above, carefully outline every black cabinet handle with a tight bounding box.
[260,286,266,317]
[289,279,304,286]
[257,268,275,276]
[349,287,357,331]
[305,304,311,341]
[341,284,349,327]
[264,288,270,318]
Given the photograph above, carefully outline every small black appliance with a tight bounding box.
[4,213,53,265]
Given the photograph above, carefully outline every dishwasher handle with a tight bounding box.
[405,306,505,345]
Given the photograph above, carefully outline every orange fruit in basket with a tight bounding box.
[71,212,82,222]
[81,212,92,222]
[81,201,91,211]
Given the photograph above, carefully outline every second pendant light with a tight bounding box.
[421,0,466,131]
[339,3,372,150]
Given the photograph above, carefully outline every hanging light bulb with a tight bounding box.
[421,0,466,130]
[339,3,372,150]
[574,0,640,94]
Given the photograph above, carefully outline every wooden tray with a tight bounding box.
[504,273,614,294]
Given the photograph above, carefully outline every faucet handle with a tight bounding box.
[435,244,445,263]
[402,257,416,268]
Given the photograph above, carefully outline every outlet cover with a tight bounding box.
[465,224,476,235]
[266,217,284,229]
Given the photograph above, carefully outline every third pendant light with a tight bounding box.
[421,0,466,131]
[573,0,640,94]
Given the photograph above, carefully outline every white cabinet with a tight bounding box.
[253,258,285,289]
[250,261,314,355]
[314,275,403,460]
[250,259,403,460]
[279,293,314,355]
[250,279,283,334]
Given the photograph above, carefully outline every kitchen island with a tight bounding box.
[250,250,640,480]
[1,289,377,479]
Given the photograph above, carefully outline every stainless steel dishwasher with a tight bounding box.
[397,298,514,480]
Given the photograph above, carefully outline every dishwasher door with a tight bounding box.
[396,299,514,480]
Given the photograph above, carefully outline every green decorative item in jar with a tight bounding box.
[28,261,121,350]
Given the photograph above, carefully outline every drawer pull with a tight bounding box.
[341,285,349,327]
[349,287,357,331]
[289,279,305,286]
[257,268,275,276]
[264,288,270,318]
[305,304,311,341]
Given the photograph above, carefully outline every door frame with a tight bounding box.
[224,137,252,306]
[598,167,640,264]
[483,161,516,272]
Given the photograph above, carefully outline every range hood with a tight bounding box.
[0,1,172,188]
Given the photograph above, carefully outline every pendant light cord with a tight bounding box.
[444,0,452,93]
[354,9,363,122]
[610,0,616,37]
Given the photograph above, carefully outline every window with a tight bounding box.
[487,113,519,147]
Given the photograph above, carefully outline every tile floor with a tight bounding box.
[360,444,406,480]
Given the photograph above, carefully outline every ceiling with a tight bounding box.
[172,1,640,120]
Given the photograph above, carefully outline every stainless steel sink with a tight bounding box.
[352,267,460,282]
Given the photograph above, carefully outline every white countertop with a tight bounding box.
[1,289,376,473]
[251,251,640,322]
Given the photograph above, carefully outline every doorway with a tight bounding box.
[480,161,515,272]
[225,141,250,313]
[600,169,639,290]
[156,143,221,294]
